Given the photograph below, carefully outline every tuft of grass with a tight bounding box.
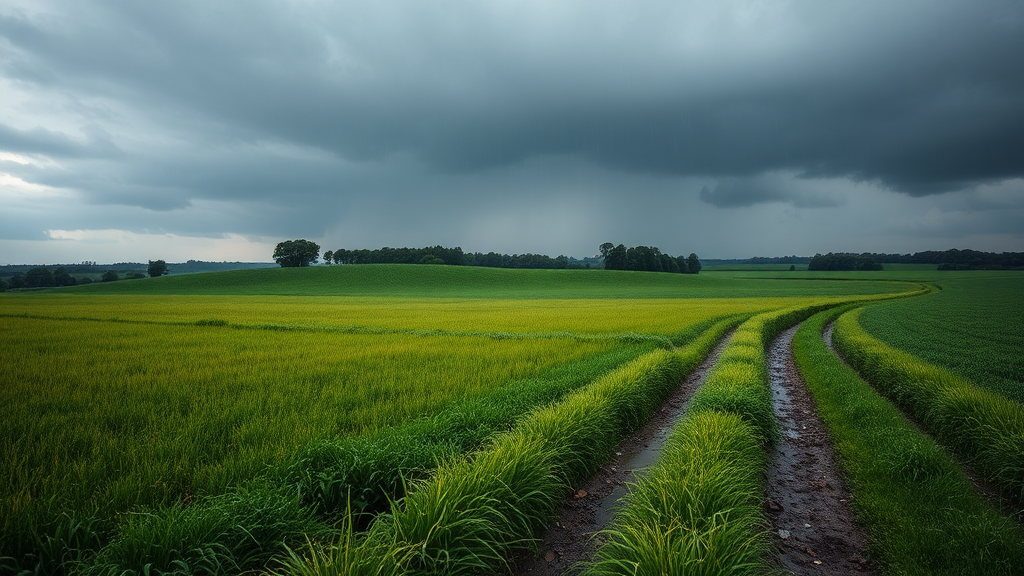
[793,306,1024,574]
[833,307,1024,506]
[83,481,327,576]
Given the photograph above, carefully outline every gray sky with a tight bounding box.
[1,0,1022,263]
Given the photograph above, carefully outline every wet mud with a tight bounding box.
[511,332,734,575]
[765,324,874,575]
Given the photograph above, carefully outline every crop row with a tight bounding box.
[284,317,742,575]
[833,308,1024,506]
[792,307,1024,574]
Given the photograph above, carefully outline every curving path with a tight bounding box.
[765,324,874,574]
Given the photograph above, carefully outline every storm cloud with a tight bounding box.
[1,0,1022,262]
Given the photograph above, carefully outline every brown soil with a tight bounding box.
[510,332,734,575]
[765,325,874,575]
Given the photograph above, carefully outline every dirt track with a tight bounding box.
[765,324,874,575]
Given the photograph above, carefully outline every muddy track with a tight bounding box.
[765,324,874,575]
[510,331,735,575]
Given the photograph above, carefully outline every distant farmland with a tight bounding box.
[1,265,1021,575]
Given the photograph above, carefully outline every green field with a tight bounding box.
[857,272,1024,403]
[3,264,1020,575]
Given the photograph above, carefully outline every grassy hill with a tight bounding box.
[60,264,907,299]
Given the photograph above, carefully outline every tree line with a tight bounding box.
[808,253,884,271]
[0,261,168,291]
[599,243,702,274]
[273,239,694,272]
[274,239,600,269]
[866,249,1024,270]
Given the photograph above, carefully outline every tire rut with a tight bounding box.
[766,324,874,575]
[510,330,735,575]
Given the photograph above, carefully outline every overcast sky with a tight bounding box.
[1,0,1022,264]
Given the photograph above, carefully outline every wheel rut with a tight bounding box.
[510,331,735,575]
[766,324,874,575]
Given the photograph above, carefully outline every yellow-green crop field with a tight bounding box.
[0,265,941,573]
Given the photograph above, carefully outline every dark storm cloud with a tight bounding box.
[699,175,844,209]
[0,0,1022,256]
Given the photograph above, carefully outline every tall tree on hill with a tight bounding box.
[273,239,321,267]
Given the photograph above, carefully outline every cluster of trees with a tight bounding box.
[808,253,884,271]
[1,267,90,290]
[600,243,701,274]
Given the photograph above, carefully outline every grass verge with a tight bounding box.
[833,307,1024,506]
[283,317,742,574]
[793,306,1024,574]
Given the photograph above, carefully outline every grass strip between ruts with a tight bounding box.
[793,306,1024,575]
[833,307,1024,507]
[283,317,743,575]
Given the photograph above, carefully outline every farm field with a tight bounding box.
[5,264,1021,575]
[857,272,1024,403]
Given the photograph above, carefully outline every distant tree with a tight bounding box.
[0,278,7,292]
[79,277,95,285]
[686,253,702,274]
[420,254,445,265]
[25,267,55,288]
[9,274,25,289]
[273,239,321,267]
[599,242,615,260]
[789,264,796,271]
[125,272,146,279]
[675,255,689,274]
[101,270,119,282]
[147,260,169,277]
[322,250,334,265]
[53,267,76,286]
